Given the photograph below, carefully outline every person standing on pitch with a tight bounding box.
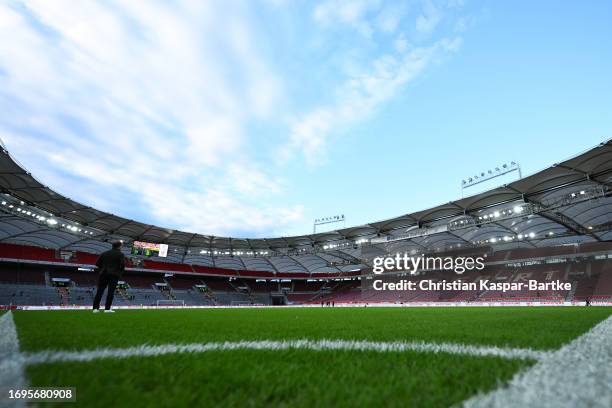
[92,240,126,313]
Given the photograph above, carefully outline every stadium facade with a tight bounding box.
[0,139,611,307]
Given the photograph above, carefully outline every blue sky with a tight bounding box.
[0,0,610,238]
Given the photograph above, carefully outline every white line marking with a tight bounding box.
[463,314,612,408]
[0,311,27,408]
[12,312,610,407]
[14,339,548,366]
[5,311,611,408]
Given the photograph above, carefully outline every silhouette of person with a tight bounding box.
[92,240,126,313]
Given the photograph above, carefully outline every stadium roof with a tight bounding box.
[0,139,611,256]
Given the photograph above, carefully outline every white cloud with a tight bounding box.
[313,0,383,37]
[375,2,408,33]
[226,163,284,197]
[416,0,442,35]
[283,36,463,165]
[0,0,299,237]
[284,0,464,165]
[185,118,243,167]
[138,185,304,239]
[0,0,468,237]
[394,33,409,53]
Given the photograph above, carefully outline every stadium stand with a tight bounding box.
[0,140,611,307]
[0,240,610,307]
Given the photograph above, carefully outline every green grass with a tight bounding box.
[27,349,528,408]
[14,307,612,351]
[12,307,612,408]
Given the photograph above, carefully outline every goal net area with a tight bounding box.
[156,300,185,307]
[230,301,253,306]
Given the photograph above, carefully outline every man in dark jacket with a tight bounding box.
[92,240,126,313]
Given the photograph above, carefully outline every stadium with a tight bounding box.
[1,139,611,309]
[1,137,611,407]
[1,1,612,407]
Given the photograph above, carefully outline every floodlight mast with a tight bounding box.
[313,214,346,234]
[461,161,522,197]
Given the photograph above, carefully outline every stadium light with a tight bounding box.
[461,161,522,196]
[313,214,346,233]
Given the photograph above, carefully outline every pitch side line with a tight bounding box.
[463,314,612,408]
[0,312,27,408]
[7,339,550,367]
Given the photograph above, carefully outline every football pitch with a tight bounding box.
[3,307,612,407]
